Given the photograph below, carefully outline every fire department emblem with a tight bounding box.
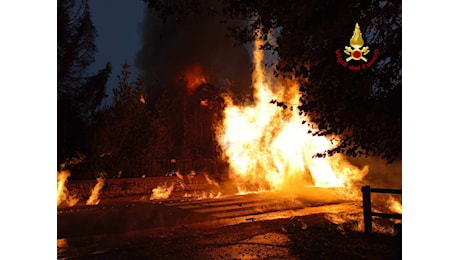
[344,23,370,62]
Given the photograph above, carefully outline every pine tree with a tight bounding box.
[57,0,112,165]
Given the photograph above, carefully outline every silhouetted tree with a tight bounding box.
[143,0,401,162]
[57,0,111,165]
[88,63,174,177]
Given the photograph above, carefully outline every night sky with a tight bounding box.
[88,0,146,104]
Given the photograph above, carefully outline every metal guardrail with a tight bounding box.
[361,185,402,234]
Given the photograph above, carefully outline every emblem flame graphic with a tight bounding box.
[344,23,370,62]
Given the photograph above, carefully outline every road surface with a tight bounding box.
[58,189,372,259]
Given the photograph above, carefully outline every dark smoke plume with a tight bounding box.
[135,7,253,101]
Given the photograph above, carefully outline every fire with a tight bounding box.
[57,238,67,248]
[86,176,105,205]
[150,183,175,200]
[184,191,222,200]
[200,99,209,106]
[57,170,79,207]
[387,196,402,214]
[197,191,222,200]
[325,212,398,235]
[204,173,220,187]
[216,33,368,197]
[175,172,186,190]
[183,64,207,93]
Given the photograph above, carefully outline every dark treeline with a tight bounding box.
[57,0,225,179]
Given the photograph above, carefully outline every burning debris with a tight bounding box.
[57,170,79,207]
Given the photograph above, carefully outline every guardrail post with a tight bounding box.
[361,185,372,234]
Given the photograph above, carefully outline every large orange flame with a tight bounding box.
[216,33,368,198]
